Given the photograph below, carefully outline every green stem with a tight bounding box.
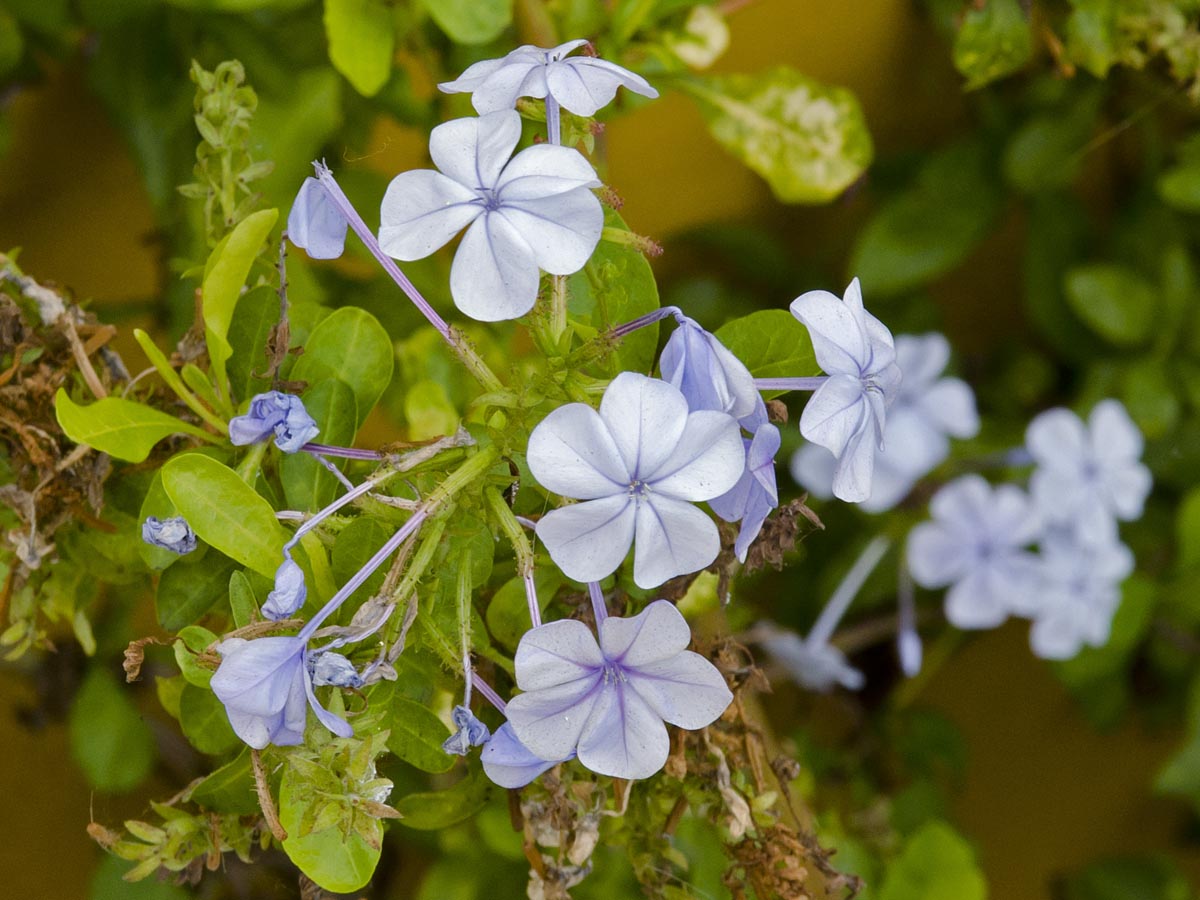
[133,329,228,433]
[234,439,268,486]
[484,486,535,578]
[549,274,569,348]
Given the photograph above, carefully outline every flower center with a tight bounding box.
[479,189,503,212]
[601,662,627,685]
[627,479,650,499]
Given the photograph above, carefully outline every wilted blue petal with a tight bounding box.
[442,705,492,756]
[228,391,319,453]
[308,650,363,688]
[262,558,307,620]
[141,516,197,555]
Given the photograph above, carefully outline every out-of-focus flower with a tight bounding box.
[287,176,347,260]
[756,624,865,692]
[378,110,602,321]
[710,423,781,562]
[441,706,492,756]
[528,372,744,588]
[505,600,731,780]
[141,516,197,555]
[228,391,320,453]
[906,475,1042,629]
[262,557,307,621]
[790,278,901,502]
[438,40,658,117]
[1025,400,1152,545]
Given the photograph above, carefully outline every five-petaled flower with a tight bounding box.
[505,600,732,780]
[790,278,901,503]
[438,40,658,117]
[378,110,603,322]
[1025,399,1152,546]
[228,391,320,453]
[528,372,744,588]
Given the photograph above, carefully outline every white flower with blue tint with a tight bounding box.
[528,372,744,589]
[790,278,901,503]
[210,636,351,749]
[505,600,731,780]
[438,40,658,117]
[1025,400,1152,546]
[262,557,307,621]
[710,423,781,562]
[481,721,573,788]
[442,706,492,756]
[229,391,320,453]
[659,314,762,426]
[378,110,603,322]
[141,515,197,555]
[288,176,347,260]
[756,624,865,692]
[790,332,979,512]
[907,475,1042,629]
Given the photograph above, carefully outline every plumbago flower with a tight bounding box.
[141,516,196,555]
[505,600,732,780]
[442,706,492,756]
[1025,400,1152,545]
[906,475,1042,629]
[791,278,901,503]
[659,313,763,427]
[262,557,306,620]
[792,332,979,512]
[438,40,658,118]
[228,391,320,453]
[710,423,781,562]
[287,176,347,259]
[527,372,744,589]
[378,110,603,321]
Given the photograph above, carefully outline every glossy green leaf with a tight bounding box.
[229,569,259,628]
[953,0,1033,90]
[685,66,872,204]
[156,552,238,631]
[387,697,455,773]
[55,389,213,463]
[395,769,491,830]
[69,667,156,793]
[714,309,817,396]
[280,764,381,892]
[162,454,287,578]
[418,0,511,44]
[291,306,394,427]
[325,0,395,96]
[486,570,560,652]
[187,750,259,814]
[225,284,281,404]
[280,379,358,511]
[878,821,986,900]
[202,208,279,398]
[404,379,459,441]
[179,682,240,755]
[1063,264,1157,347]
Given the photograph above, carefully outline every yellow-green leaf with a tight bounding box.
[55,389,214,463]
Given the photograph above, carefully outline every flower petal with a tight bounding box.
[449,212,540,321]
[632,494,721,589]
[1025,407,1088,468]
[1089,399,1143,463]
[527,403,629,498]
[378,170,481,261]
[536,494,636,583]
[211,636,305,716]
[514,618,605,691]
[429,110,523,190]
[481,722,569,789]
[790,288,868,375]
[437,56,508,96]
[789,443,837,500]
[472,61,546,113]
[830,416,876,503]
[943,566,1013,629]
[506,674,603,761]
[799,374,869,459]
[575,680,669,779]
[627,650,731,729]
[1104,463,1153,521]
[917,377,980,439]
[303,673,353,738]
[547,57,658,117]
[646,410,744,501]
[287,177,347,260]
[906,522,971,588]
[598,373,689,480]
[498,189,603,275]
[496,144,602,200]
[599,599,691,666]
[894,333,950,395]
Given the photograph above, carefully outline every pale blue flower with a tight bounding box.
[141,516,197,555]
[659,314,762,426]
[1025,399,1152,546]
[757,625,864,692]
[288,176,347,260]
[906,475,1042,629]
[228,391,320,453]
[378,110,603,321]
[528,372,744,588]
[438,40,658,117]
[210,636,351,750]
[442,705,492,756]
[790,278,901,503]
[506,600,731,780]
[709,423,781,562]
[481,722,573,788]
[262,557,307,621]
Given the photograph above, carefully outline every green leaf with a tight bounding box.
[395,769,491,829]
[1120,358,1180,440]
[878,821,986,900]
[331,517,395,609]
[325,0,395,96]
[229,570,259,628]
[404,379,460,441]
[486,569,560,652]
[569,209,661,375]
[156,553,238,632]
[187,750,259,814]
[253,69,344,213]
[91,854,190,900]
[1177,487,1200,570]
[69,667,157,793]
[162,454,288,578]
[714,309,817,395]
[280,379,358,510]
[291,306,394,427]
[1003,89,1102,193]
[1158,163,1200,213]
[280,763,381,892]
[202,208,279,398]
[225,284,281,404]
[953,0,1033,90]
[0,9,24,79]
[685,66,873,204]
[174,625,218,687]
[387,696,455,773]
[1065,0,1119,78]
[850,141,1002,297]
[55,390,213,463]
[1063,264,1157,347]
[179,682,240,755]
[418,0,512,44]
[1064,856,1195,900]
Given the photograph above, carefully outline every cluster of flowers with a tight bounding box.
[140,40,1152,790]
